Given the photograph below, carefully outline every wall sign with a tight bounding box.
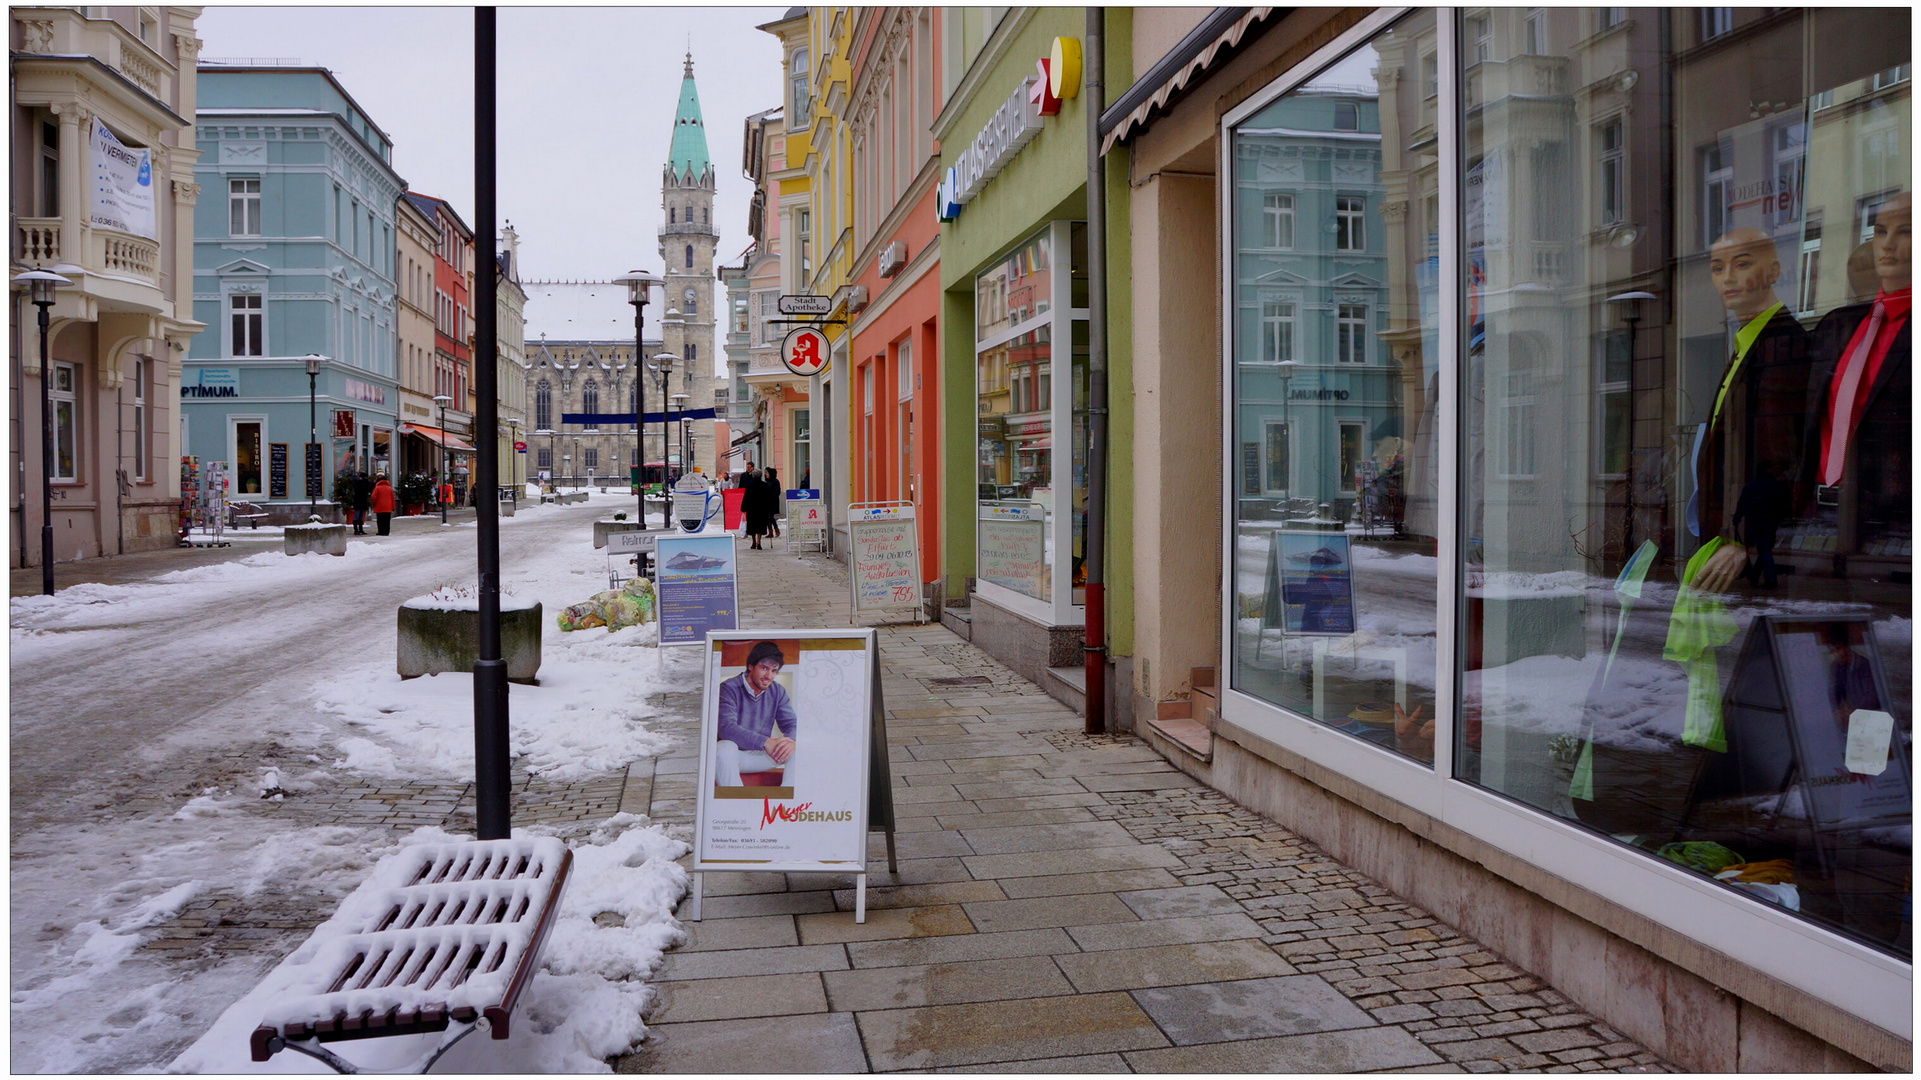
[345,378,388,406]
[977,502,1046,598]
[781,326,830,377]
[786,489,826,546]
[304,443,323,499]
[269,443,289,499]
[778,294,833,315]
[936,76,1044,222]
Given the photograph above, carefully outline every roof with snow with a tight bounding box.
[668,54,711,181]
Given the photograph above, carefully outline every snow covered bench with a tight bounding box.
[248,837,572,1073]
[228,500,271,529]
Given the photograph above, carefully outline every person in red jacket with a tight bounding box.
[370,473,396,535]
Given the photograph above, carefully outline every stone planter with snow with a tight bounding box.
[284,518,348,556]
[397,592,543,684]
[500,498,516,518]
[593,519,642,548]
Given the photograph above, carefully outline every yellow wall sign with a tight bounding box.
[1049,37,1082,100]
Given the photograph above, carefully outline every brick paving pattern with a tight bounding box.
[618,540,1674,1073]
[46,527,1672,1071]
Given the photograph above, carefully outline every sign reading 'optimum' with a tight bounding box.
[936,76,1043,222]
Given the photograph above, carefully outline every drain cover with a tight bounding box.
[926,675,991,687]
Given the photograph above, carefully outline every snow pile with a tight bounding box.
[170,819,688,1074]
[312,620,671,781]
[400,584,541,612]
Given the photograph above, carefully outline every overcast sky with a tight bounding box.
[196,6,787,283]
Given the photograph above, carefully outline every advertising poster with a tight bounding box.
[786,489,826,544]
[848,504,921,617]
[977,503,1045,598]
[1275,531,1356,635]
[694,632,874,870]
[655,535,738,646]
[90,120,156,239]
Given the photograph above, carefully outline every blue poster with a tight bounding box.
[1275,531,1356,635]
[656,536,739,645]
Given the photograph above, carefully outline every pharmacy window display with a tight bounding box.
[1227,8,1910,961]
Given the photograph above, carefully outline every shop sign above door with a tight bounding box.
[936,39,1081,223]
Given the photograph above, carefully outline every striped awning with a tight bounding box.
[399,423,476,453]
[1099,7,1287,155]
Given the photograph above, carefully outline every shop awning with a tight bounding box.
[1098,7,1288,155]
[400,424,477,453]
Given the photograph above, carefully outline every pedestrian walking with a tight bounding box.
[370,473,396,535]
[737,460,756,489]
[763,466,782,538]
[351,471,373,535]
[742,467,776,550]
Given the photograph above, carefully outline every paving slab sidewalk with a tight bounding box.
[615,540,1674,1074]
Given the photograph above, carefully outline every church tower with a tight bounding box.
[658,52,718,477]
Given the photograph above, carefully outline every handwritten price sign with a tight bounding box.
[848,505,922,618]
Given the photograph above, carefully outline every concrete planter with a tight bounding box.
[396,598,542,684]
[593,519,642,548]
[284,520,348,556]
[500,499,516,518]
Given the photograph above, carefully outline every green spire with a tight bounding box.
[668,52,710,181]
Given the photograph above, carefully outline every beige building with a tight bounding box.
[393,190,437,477]
[493,224,527,490]
[10,5,207,560]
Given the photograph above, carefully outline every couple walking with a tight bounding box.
[737,461,782,550]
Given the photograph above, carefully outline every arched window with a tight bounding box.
[702,207,708,224]
[582,380,600,428]
[685,244,694,269]
[670,207,676,224]
[535,380,552,430]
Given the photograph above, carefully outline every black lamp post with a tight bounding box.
[16,269,71,595]
[652,352,678,512]
[306,354,324,519]
[616,270,661,525]
[572,437,582,491]
[434,393,453,524]
[506,417,520,506]
[671,394,690,482]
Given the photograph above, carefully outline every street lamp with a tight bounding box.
[572,437,582,491]
[671,394,690,483]
[434,394,453,524]
[615,269,660,525]
[652,352,678,502]
[507,417,520,506]
[305,354,325,520]
[16,269,72,594]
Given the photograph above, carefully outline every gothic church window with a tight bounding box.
[535,380,552,430]
[685,244,694,269]
[583,381,600,427]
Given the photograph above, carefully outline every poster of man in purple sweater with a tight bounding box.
[714,639,800,796]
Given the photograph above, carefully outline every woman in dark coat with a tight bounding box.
[762,467,782,538]
[742,469,776,549]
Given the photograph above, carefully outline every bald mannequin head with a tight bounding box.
[1709,227,1783,319]
[1871,192,1911,293]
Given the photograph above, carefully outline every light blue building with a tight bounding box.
[185,65,404,518]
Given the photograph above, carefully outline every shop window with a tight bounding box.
[234,419,262,495]
[51,362,78,482]
[1460,6,1912,961]
[1228,11,1439,765]
[976,223,1084,612]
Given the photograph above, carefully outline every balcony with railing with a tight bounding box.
[657,220,718,239]
[16,219,61,265]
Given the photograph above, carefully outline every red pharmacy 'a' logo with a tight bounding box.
[782,326,829,377]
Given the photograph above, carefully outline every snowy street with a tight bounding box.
[10,494,685,1072]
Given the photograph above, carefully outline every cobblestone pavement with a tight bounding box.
[618,541,1674,1074]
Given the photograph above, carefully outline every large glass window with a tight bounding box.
[976,223,1086,613]
[51,362,77,482]
[1460,8,1911,959]
[1230,12,1441,765]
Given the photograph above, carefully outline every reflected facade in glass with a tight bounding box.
[1454,8,1910,958]
[1229,11,1442,765]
